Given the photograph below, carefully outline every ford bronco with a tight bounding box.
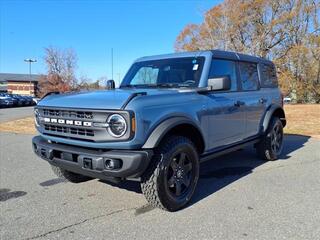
[32,50,286,211]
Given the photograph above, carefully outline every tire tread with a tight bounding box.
[256,117,283,161]
[141,136,197,211]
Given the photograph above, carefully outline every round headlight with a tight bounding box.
[107,114,127,138]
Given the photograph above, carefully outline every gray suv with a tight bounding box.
[32,50,286,211]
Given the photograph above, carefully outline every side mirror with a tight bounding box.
[106,80,115,90]
[208,76,231,91]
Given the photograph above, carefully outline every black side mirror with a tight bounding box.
[106,80,115,90]
[208,76,231,91]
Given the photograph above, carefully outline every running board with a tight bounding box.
[200,138,260,163]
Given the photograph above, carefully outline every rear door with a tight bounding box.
[238,61,266,138]
[206,58,246,149]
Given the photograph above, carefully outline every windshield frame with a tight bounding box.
[120,56,206,89]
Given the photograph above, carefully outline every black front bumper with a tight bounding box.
[32,136,153,182]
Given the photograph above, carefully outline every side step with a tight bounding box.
[200,138,260,163]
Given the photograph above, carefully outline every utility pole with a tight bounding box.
[24,58,37,96]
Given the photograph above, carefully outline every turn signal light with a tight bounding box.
[131,117,136,133]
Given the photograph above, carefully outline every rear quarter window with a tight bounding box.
[239,62,259,91]
[260,63,278,88]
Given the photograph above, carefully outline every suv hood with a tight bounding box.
[38,89,181,110]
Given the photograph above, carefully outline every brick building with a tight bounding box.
[0,73,41,96]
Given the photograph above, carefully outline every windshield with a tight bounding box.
[121,57,205,88]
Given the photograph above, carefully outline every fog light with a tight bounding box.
[104,158,122,170]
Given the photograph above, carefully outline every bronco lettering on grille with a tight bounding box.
[41,117,92,127]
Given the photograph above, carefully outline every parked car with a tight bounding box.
[12,94,28,106]
[32,50,286,211]
[0,95,14,107]
[20,96,33,106]
[1,94,19,106]
[3,94,25,107]
[0,98,6,108]
[283,96,292,103]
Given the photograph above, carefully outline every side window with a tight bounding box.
[209,59,237,91]
[260,63,278,87]
[239,62,259,91]
[131,67,159,85]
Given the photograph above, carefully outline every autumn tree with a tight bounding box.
[175,0,320,103]
[38,47,77,97]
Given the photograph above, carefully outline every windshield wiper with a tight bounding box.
[154,83,178,88]
[121,84,158,88]
[121,83,193,89]
[155,83,194,88]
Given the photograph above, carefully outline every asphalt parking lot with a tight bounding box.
[0,106,34,122]
[0,130,319,240]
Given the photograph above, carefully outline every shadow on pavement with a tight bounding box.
[102,180,142,194]
[100,134,311,208]
[0,188,27,202]
[190,134,310,206]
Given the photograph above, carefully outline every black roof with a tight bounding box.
[211,50,273,65]
[0,73,41,83]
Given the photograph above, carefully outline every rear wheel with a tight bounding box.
[51,165,91,183]
[141,136,199,211]
[256,117,284,161]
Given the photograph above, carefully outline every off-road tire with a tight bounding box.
[141,136,199,211]
[256,117,284,161]
[51,165,91,183]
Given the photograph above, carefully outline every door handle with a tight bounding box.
[259,98,267,104]
[234,100,245,107]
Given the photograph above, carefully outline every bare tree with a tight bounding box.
[76,75,108,90]
[38,46,77,97]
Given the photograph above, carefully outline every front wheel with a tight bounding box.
[256,117,284,161]
[141,136,199,211]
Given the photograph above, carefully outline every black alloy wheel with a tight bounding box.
[256,117,284,161]
[141,136,199,211]
[166,151,193,198]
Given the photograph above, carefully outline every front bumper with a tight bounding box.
[32,136,153,182]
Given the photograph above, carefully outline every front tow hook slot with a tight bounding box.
[40,148,46,158]
[83,158,93,169]
[40,148,53,160]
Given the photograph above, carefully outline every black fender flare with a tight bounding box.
[142,117,205,149]
[262,104,286,133]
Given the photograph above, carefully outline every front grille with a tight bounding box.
[43,109,93,120]
[44,124,94,137]
[37,107,131,142]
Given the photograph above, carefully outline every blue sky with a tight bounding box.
[0,0,221,84]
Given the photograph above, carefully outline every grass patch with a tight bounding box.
[284,104,320,138]
[0,104,319,138]
[0,117,36,135]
